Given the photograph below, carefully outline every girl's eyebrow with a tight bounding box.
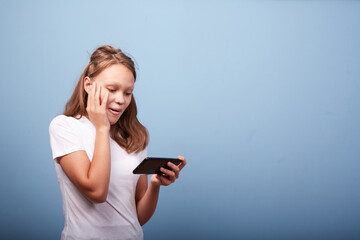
[106,83,134,90]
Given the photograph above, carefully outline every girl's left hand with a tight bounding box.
[150,155,187,186]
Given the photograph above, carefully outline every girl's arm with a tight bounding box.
[59,82,111,203]
[135,156,187,225]
[135,175,160,226]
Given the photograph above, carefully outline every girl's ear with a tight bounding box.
[84,77,92,94]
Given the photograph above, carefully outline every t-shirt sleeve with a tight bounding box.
[49,115,84,162]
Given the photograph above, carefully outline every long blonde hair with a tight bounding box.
[64,45,149,153]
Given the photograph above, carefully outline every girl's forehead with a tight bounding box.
[96,64,135,86]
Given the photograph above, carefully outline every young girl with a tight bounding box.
[49,45,186,240]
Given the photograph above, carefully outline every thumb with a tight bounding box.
[151,175,161,185]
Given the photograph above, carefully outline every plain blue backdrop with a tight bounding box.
[1,0,360,239]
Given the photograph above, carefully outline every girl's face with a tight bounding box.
[85,64,135,125]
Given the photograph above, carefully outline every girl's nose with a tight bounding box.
[115,92,125,104]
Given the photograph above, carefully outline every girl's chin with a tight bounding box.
[108,115,121,125]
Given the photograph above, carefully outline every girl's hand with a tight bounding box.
[150,155,187,186]
[86,81,110,131]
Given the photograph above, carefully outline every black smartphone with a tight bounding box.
[132,157,182,175]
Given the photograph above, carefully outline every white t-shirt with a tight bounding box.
[49,115,147,240]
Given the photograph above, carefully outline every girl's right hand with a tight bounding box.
[86,81,110,131]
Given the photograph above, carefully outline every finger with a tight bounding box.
[158,175,172,186]
[166,162,180,178]
[177,155,187,170]
[167,161,180,171]
[94,83,101,107]
[101,89,109,109]
[87,81,95,111]
[160,167,176,179]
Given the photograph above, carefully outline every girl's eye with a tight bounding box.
[125,92,133,96]
[108,88,116,93]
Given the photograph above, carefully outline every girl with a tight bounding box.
[49,45,186,240]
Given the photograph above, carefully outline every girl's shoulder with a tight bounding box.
[50,114,78,126]
[49,115,81,133]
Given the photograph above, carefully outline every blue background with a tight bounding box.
[1,0,360,239]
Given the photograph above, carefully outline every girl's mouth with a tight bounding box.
[109,108,121,115]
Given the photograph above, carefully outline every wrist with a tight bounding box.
[149,180,161,190]
[96,126,110,134]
